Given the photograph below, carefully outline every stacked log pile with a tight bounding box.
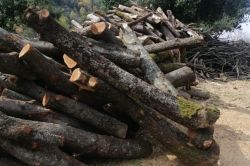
[0,4,220,166]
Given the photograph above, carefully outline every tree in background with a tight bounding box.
[101,0,247,31]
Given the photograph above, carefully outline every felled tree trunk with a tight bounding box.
[120,23,178,96]
[0,155,27,166]
[140,115,219,166]
[25,9,220,130]
[0,112,152,159]
[75,21,122,45]
[0,75,128,138]
[145,36,204,53]
[74,33,141,68]
[0,52,37,80]
[165,66,196,88]
[1,88,36,102]
[0,139,86,166]
[0,28,66,71]
[158,63,187,73]
[42,91,128,138]
[0,96,87,129]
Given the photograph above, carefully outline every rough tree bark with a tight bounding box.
[0,112,152,159]
[0,96,88,129]
[120,23,178,96]
[0,28,66,71]
[0,52,37,80]
[0,139,86,166]
[25,8,220,130]
[0,75,128,138]
[0,73,218,165]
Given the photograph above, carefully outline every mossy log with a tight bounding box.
[25,9,220,129]
[0,112,152,159]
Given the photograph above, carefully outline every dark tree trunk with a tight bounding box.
[0,52,37,80]
[0,112,152,159]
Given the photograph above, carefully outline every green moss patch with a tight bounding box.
[206,106,220,123]
[178,97,203,119]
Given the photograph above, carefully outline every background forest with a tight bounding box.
[0,0,247,35]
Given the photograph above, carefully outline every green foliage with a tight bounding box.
[0,0,87,33]
[100,0,247,31]
[100,0,129,10]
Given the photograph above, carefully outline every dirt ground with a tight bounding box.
[92,80,250,166]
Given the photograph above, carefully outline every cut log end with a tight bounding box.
[42,93,50,107]
[88,77,98,88]
[19,44,32,58]
[39,9,50,19]
[70,68,87,83]
[63,54,77,69]
[90,22,106,35]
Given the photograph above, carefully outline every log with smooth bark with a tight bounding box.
[145,36,204,53]
[0,97,51,118]
[186,88,211,100]
[0,139,86,166]
[42,91,128,138]
[1,88,35,102]
[0,112,152,159]
[0,52,37,80]
[25,8,220,129]
[158,63,187,73]
[165,66,196,88]
[0,28,60,59]
[0,96,87,129]
[120,23,178,96]
[0,27,66,71]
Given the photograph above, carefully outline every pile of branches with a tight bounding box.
[0,4,220,166]
[187,37,250,79]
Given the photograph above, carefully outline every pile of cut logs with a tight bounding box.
[0,4,220,166]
